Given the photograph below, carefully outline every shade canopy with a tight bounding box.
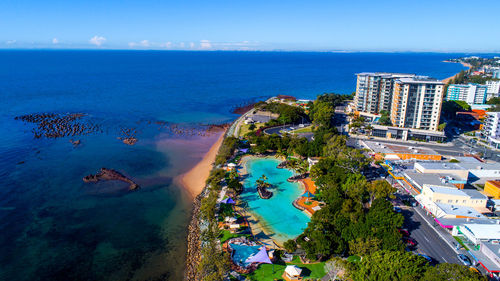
[228,163,237,167]
[221,197,236,204]
[245,246,272,265]
[302,191,315,198]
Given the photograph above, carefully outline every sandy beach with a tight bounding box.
[442,61,472,83]
[178,131,226,198]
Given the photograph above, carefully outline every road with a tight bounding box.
[401,206,460,264]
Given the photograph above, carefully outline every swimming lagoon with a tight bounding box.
[240,157,310,243]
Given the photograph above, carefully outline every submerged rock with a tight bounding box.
[83,168,139,190]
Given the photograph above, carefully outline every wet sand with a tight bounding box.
[177,131,226,198]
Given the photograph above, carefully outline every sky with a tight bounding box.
[1,0,499,52]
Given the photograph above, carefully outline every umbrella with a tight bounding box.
[301,191,315,198]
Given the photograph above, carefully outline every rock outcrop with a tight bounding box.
[83,168,139,190]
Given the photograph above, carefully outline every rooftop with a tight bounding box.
[435,203,486,218]
[396,76,444,85]
[363,141,438,155]
[416,161,500,171]
[463,223,500,240]
[404,171,460,189]
[356,72,415,78]
[426,185,488,200]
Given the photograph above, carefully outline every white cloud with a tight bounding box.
[179,42,185,48]
[189,42,195,49]
[160,42,172,48]
[6,40,16,45]
[52,38,59,44]
[128,40,152,48]
[89,35,106,46]
[200,40,212,49]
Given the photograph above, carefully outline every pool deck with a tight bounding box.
[295,178,320,216]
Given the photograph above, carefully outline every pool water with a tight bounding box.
[241,157,310,243]
[229,243,262,267]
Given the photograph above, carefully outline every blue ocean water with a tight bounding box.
[0,50,467,281]
[241,157,311,243]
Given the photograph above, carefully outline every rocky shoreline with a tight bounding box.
[183,193,203,281]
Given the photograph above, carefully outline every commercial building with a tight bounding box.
[453,224,500,274]
[414,159,500,183]
[361,140,442,160]
[390,76,444,131]
[404,171,467,192]
[486,80,500,99]
[446,83,488,105]
[485,180,500,199]
[482,112,500,149]
[370,124,446,142]
[353,72,415,114]
[415,185,488,219]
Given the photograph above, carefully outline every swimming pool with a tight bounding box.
[241,157,310,243]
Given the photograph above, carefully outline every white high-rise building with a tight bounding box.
[446,83,488,105]
[486,80,500,100]
[390,76,444,131]
[354,72,415,114]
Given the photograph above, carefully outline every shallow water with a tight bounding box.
[241,158,310,243]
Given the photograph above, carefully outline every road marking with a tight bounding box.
[423,236,430,243]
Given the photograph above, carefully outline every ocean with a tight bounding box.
[0,51,468,281]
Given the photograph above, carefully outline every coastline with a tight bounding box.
[177,131,226,199]
[442,61,472,83]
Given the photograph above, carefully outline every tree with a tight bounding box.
[283,239,298,253]
[367,180,396,205]
[421,263,486,281]
[248,123,256,131]
[349,250,429,281]
[348,237,382,256]
[198,239,231,281]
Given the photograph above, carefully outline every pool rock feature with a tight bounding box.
[257,184,273,199]
[287,173,308,182]
[83,168,139,190]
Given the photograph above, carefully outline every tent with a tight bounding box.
[245,246,272,265]
[221,197,236,204]
[228,163,237,167]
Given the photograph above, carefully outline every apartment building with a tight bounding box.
[483,112,500,149]
[486,80,500,100]
[446,83,488,105]
[353,72,415,114]
[390,76,444,131]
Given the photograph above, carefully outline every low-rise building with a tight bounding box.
[453,224,500,274]
[446,83,488,105]
[404,171,467,192]
[419,185,488,209]
[414,160,500,183]
[361,140,442,161]
[369,124,446,142]
[485,180,500,199]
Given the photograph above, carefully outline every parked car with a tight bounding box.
[393,206,402,213]
[403,237,417,247]
[417,253,433,263]
[458,254,472,266]
[398,229,410,237]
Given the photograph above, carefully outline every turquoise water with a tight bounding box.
[241,158,310,243]
[229,243,261,267]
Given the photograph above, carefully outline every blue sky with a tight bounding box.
[1,0,499,51]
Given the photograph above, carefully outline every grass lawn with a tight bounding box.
[290,125,313,134]
[239,123,264,137]
[246,256,325,281]
[219,229,251,244]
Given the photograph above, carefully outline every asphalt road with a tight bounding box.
[401,206,461,264]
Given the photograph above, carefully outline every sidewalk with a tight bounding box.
[351,134,454,147]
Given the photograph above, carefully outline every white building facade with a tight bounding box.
[446,83,488,105]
